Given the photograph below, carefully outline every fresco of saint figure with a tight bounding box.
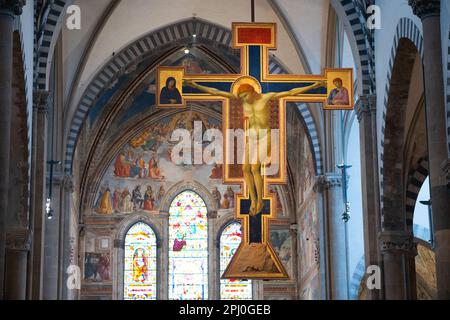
[221,187,235,209]
[156,185,165,207]
[143,186,155,211]
[96,187,113,215]
[113,187,121,212]
[98,253,111,281]
[84,253,99,281]
[121,187,133,212]
[132,186,144,210]
[209,163,222,179]
[114,152,127,177]
[148,153,164,180]
[211,187,221,209]
[137,154,147,178]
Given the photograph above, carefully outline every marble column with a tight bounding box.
[113,238,125,300]
[0,0,25,299]
[43,170,63,300]
[29,90,49,299]
[4,229,31,299]
[317,173,349,300]
[159,211,169,300]
[208,210,218,300]
[409,0,450,299]
[289,224,300,298]
[379,231,417,299]
[60,175,76,300]
[355,95,382,299]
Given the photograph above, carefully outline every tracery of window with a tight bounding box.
[169,190,208,300]
[124,222,157,300]
[219,222,253,300]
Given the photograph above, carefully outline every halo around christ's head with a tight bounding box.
[231,76,262,95]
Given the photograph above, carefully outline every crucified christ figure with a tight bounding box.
[183,79,326,215]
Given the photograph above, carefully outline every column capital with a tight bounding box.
[113,239,125,249]
[33,90,50,114]
[355,94,377,122]
[314,173,342,192]
[0,0,26,16]
[208,210,218,219]
[408,0,440,19]
[379,231,417,256]
[5,228,32,251]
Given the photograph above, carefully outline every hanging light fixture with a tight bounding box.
[337,163,352,222]
[46,198,53,220]
[47,160,62,220]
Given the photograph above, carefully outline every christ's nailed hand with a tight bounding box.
[316,80,327,88]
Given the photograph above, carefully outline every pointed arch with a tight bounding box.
[34,0,72,89]
[331,0,375,96]
[159,180,218,214]
[406,157,429,230]
[379,17,424,218]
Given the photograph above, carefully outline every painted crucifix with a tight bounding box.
[157,23,354,280]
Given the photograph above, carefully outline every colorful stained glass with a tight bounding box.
[169,190,208,300]
[220,222,253,300]
[124,222,157,300]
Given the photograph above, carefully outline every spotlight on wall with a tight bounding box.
[184,48,190,54]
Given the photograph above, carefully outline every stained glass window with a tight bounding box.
[169,190,208,300]
[220,222,253,300]
[124,222,157,300]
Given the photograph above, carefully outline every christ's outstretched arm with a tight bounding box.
[183,79,237,100]
[269,81,326,99]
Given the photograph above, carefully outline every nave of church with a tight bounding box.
[0,0,449,301]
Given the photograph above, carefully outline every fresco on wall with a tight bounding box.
[286,105,320,299]
[270,229,293,278]
[297,183,319,299]
[84,253,111,282]
[297,135,316,206]
[92,110,239,215]
[89,45,238,126]
[298,196,319,278]
[113,48,237,126]
[80,39,322,298]
[299,272,319,300]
